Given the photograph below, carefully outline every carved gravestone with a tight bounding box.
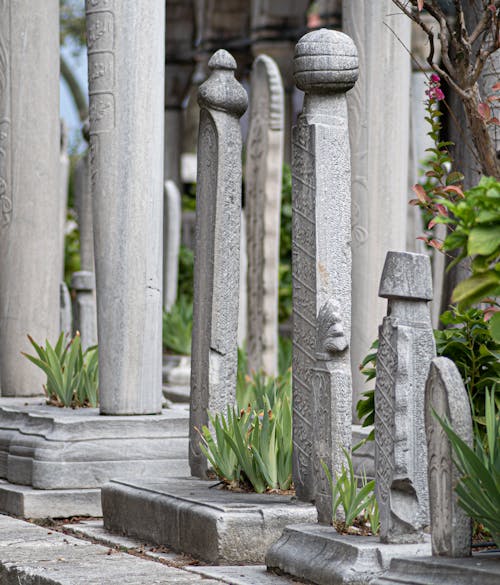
[246,54,284,377]
[375,251,435,543]
[163,180,181,311]
[291,29,358,518]
[425,357,473,557]
[71,271,98,351]
[189,50,248,478]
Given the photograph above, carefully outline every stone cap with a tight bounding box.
[379,251,433,301]
[294,29,358,94]
[198,49,248,117]
[71,270,96,291]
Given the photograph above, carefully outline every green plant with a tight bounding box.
[436,389,500,547]
[198,367,293,493]
[355,340,377,442]
[23,333,99,407]
[279,164,293,324]
[162,296,192,355]
[177,244,194,303]
[321,448,378,533]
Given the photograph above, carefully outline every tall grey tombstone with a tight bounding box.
[238,211,247,349]
[163,180,181,311]
[60,282,73,340]
[342,2,411,417]
[245,54,284,377]
[73,150,98,350]
[189,50,248,478]
[60,120,70,279]
[291,29,357,507]
[0,0,61,396]
[86,0,165,414]
[375,251,435,543]
[425,357,473,557]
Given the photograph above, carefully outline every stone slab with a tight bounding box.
[0,513,226,585]
[0,399,189,489]
[102,477,317,565]
[186,565,303,584]
[0,479,101,519]
[371,554,500,585]
[266,524,431,585]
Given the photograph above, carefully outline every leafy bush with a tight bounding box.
[355,340,377,442]
[23,333,98,407]
[162,296,192,355]
[436,389,500,547]
[177,244,194,303]
[198,367,293,493]
[321,449,379,534]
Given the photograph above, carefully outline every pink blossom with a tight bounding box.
[430,73,440,83]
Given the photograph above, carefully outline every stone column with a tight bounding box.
[246,54,284,377]
[0,0,61,396]
[291,29,358,506]
[86,1,165,414]
[342,2,411,416]
[163,180,181,312]
[425,357,473,558]
[189,50,248,478]
[375,251,435,544]
[72,146,98,350]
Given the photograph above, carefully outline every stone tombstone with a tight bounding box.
[71,271,98,351]
[60,120,70,278]
[73,150,94,273]
[245,54,284,377]
[60,282,73,340]
[291,29,358,508]
[163,180,181,311]
[0,0,61,396]
[425,357,473,557]
[342,2,411,417]
[375,251,435,544]
[86,0,165,414]
[189,49,248,478]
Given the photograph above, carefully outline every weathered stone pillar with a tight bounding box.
[291,29,357,506]
[163,180,181,312]
[375,251,435,543]
[342,2,411,416]
[86,1,165,414]
[425,357,473,558]
[0,0,61,396]
[189,50,248,478]
[246,55,284,377]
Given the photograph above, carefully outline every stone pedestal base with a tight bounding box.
[266,524,431,585]
[102,477,317,564]
[372,554,500,585]
[0,398,189,517]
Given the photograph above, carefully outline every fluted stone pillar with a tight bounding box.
[0,0,61,396]
[86,1,165,414]
[343,1,411,417]
[189,50,248,478]
[291,29,357,507]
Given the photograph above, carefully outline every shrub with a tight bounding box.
[23,333,98,407]
[162,296,192,355]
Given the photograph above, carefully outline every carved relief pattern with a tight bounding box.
[292,116,316,500]
[0,0,12,227]
[374,319,397,519]
[86,0,115,136]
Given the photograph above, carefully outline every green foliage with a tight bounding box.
[199,365,293,493]
[435,307,500,436]
[355,340,377,442]
[321,449,379,533]
[162,296,193,355]
[23,333,98,407]
[436,390,500,547]
[279,165,293,323]
[177,245,194,304]
[60,0,86,48]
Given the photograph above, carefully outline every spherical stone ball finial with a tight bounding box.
[208,49,237,71]
[294,29,359,94]
[198,49,248,117]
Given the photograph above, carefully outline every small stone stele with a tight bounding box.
[425,357,473,557]
[375,251,435,544]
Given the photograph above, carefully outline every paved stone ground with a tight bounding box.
[0,514,301,585]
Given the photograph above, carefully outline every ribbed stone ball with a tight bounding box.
[294,28,359,94]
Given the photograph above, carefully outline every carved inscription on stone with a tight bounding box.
[0,0,12,227]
